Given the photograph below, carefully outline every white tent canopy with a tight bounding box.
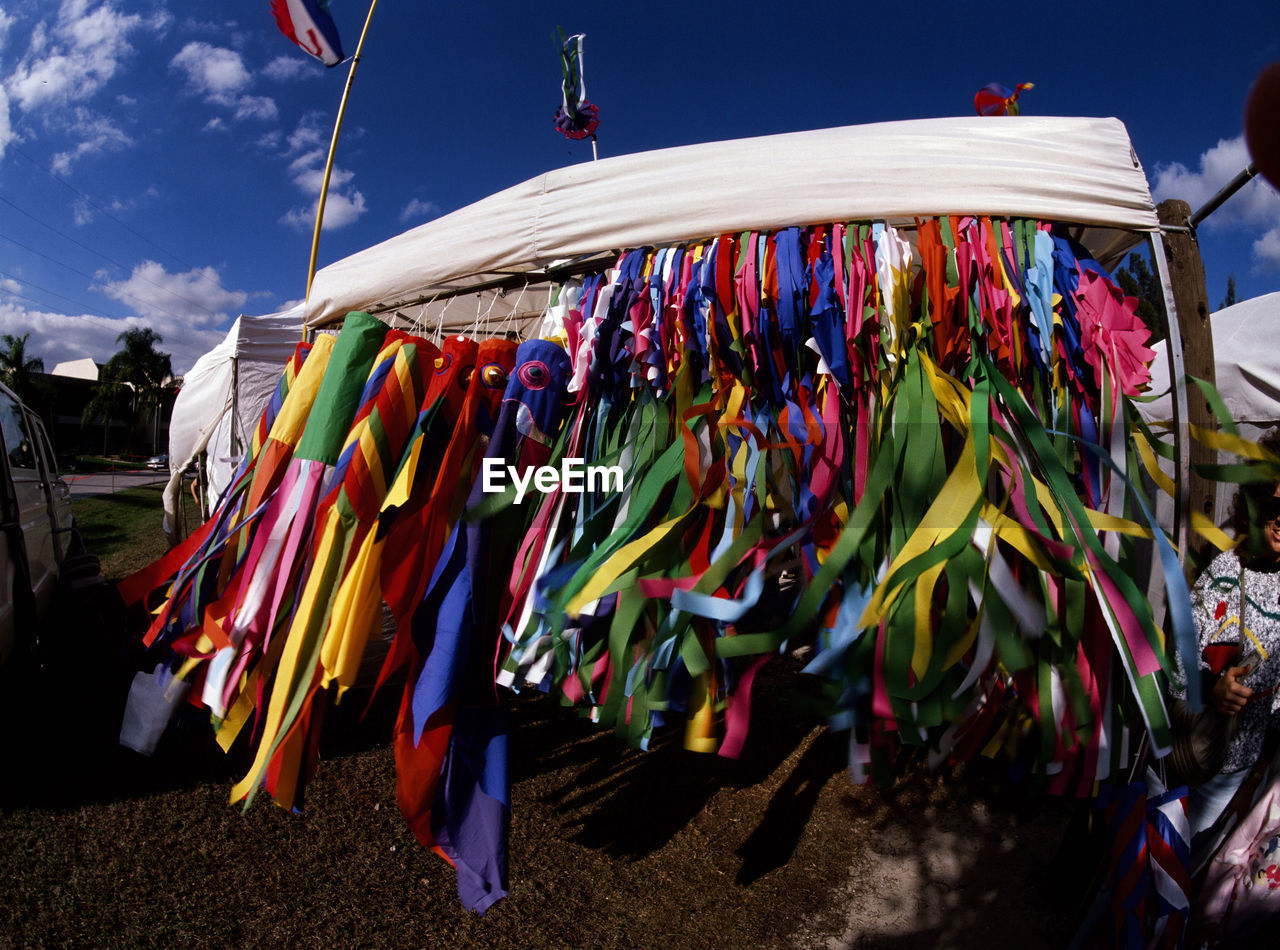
[1140,292,1280,527]
[1144,291,1280,427]
[163,312,303,538]
[295,116,1160,333]
[170,115,1181,538]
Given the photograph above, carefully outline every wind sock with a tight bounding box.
[392,339,516,867]
[225,313,393,806]
[271,0,345,67]
[195,313,383,776]
[553,29,598,140]
[317,331,441,699]
[1101,782,1149,950]
[974,81,1034,116]
[1145,787,1191,950]
[408,339,573,913]
[229,330,432,810]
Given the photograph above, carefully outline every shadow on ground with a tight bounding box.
[1,570,1091,949]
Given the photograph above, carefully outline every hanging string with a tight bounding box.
[499,282,528,339]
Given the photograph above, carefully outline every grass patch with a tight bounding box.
[72,485,202,581]
[71,455,136,473]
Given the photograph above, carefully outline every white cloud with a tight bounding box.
[285,111,328,153]
[1153,135,1280,271]
[0,301,225,376]
[279,138,367,232]
[1255,228,1280,270]
[169,41,251,103]
[95,261,248,334]
[233,94,277,122]
[203,116,227,133]
[263,56,314,82]
[71,193,129,227]
[1,276,22,294]
[4,1,158,112]
[256,129,283,150]
[399,198,441,224]
[48,107,130,173]
[0,86,11,160]
[288,148,354,191]
[0,10,16,52]
[168,42,282,125]
[280,190,367,232]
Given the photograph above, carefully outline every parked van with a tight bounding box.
[0,381,74,664]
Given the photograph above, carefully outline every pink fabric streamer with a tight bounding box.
[1075,269,1156,397]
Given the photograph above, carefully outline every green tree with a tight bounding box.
[82,328,174,455]
[0,332,46,405]
[1218,274,1237,311]
[1114,251,1167,344]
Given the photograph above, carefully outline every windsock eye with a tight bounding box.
[481,362,508,390]
[434,353,452,374]
[518,360,550,390]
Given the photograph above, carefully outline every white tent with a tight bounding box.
[163,312,303,539]
[169,114,1191,539]
[1142,292,1280,525]
[294,116,1161,334]
[1145,291,1280,428]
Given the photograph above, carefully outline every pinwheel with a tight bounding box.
[974,81,1034,116]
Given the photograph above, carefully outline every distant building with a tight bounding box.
[34,359,176,460]
[50,358,101,382]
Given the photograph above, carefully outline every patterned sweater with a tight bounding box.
[1178,550,1280,774]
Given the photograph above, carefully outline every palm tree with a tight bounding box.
[82,328,175,455]
[0,333,45,404]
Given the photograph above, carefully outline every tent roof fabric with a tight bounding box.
[299,116,1158,329]
[1144,291,1280,425]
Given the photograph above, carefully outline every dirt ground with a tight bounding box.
[1,596,1092,950]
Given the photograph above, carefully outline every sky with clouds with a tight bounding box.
[1,0,1277,376]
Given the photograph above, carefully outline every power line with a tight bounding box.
[0,194,224,319]
[0,230,102,284]
[7,141,230,298]
[0,268,116,319]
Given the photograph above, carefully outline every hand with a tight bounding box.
[1211,665,1254,715]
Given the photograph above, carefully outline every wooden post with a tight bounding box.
[1158,199,1217,558]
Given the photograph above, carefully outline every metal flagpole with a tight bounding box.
[304,0,380,307]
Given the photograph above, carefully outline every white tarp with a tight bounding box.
[297,116,1159,330]
[163,312,303,539]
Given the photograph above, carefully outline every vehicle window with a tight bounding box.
[0,391,37,471]
[31,418,59,481]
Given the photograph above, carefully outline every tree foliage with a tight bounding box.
[1218,274,1237,311]
[82,328,174,454]
[0,332,46,404]
[1114,252,1167,344]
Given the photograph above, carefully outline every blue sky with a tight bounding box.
[1,0,1278,374]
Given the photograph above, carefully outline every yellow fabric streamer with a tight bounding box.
[1133,429,1176,500]
[1191,510,1238,553]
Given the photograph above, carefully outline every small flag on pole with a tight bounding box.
[271,0,345,67]
[553,29,599,142]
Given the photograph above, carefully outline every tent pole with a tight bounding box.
[304,0,380,307]
[1156,199,1216,569]
[1190,163,1257,229]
